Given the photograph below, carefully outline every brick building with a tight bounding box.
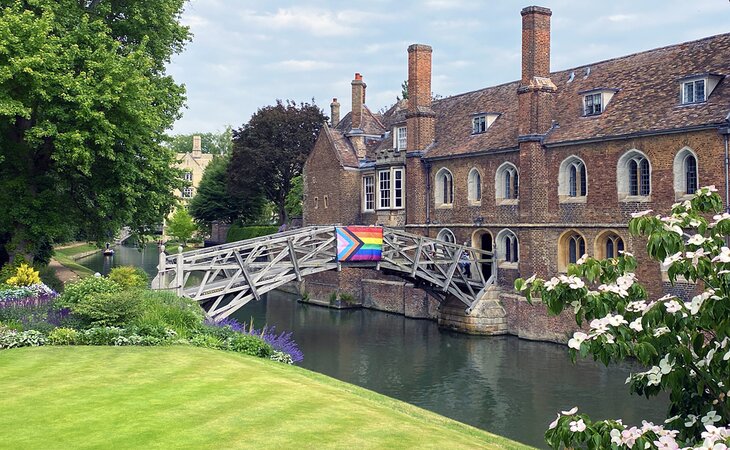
[302,6,730,340]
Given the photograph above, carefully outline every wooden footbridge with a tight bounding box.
[152,226,494,322]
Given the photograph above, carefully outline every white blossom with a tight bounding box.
[701,411,722,426]
[568,332,589,350]
[653,326,670,337]
[688,234,708,246]
[665,300,683,314]
[627,301,649,313]
[629,318,643,332]
[561,406,578,415]
[712,247,730,263]
[663,252,684,266]
[548,413,560,429]
[576,254,588,265]
[569,419,586,432]
[631,210,653,218]
[544,277,560,291]
[663,223,684,235]
[525,274,536,284]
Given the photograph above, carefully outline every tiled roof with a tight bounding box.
[323,125,359,168]
[424,32,730,158]
[334,106,388,136]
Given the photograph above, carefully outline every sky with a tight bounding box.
[168,0,730,135]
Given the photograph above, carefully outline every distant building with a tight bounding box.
[303,5,730,339]
[176,135,213,203]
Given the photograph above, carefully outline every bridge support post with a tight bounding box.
[175,245,184,296]
[156,245,166,290]
[437,286,507,335]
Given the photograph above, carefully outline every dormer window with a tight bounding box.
[471,113,500,134]
[580,88,618,117]
[678,73,724,105]
[583,93,602,116]
[395,126,407,150]
[682,79,706,104]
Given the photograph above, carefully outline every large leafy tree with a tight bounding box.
[165,207,196,245]
[228,100,327,225]
[165,126,233,155]
[0,0,189,264]
[188,155,265,226]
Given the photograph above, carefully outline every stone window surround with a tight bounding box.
[467,167,482,206]
[496,228,519,269]
[673,147,699,201]
[494,162,519,206]
[435,167,454,209]
[558,155,587,203]
[617,149,652,202]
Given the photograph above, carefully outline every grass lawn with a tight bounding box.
[54,243,99,258]
[0,346,532,449]
[51,254,95,277]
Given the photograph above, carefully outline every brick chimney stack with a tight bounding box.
[192,135,202,157]
[406,44,436,152]
[520,6,552,83]
[330,98,340,127]
[351,73,366,130]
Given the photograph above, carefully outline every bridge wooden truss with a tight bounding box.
[153,226,494,321]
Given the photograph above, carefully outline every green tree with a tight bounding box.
[228,100,327,225]
[188,156,265,226]
[165,126,233,155]
[0,0,189,265]
[284,175,303,219]
[166,207,196,245]
[516,186,730,449]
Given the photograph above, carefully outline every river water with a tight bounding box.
[78,243,667,448]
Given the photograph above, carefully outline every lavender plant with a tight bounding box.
[204,317,303,363]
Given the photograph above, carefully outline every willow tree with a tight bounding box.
[0,0,189,264]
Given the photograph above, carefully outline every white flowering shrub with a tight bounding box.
[515,186,730,449]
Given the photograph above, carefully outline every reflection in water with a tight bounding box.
[233,290,667,448]
[76,243,160,278]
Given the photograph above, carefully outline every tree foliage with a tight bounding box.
[165,126,233,155]
[0,0,189,264]
[228,100,327,225]
[515,186,730,449]
[188,155,265,226]
[166,207,196,245]
[284,175,303,219]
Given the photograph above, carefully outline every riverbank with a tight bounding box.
[50,242,97,282]
[0,346,530,449]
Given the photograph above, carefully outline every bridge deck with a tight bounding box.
[153,226,493,321]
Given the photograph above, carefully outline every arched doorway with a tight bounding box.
[471,229,493,281]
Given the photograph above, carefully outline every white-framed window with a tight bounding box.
[617,150,651,200]
[583,93,602,116]
[378,170,391,209]
[393,168,404,209]
[673,147,698,199]
[495,162,519,204]
[467,168,482,204]
[435,168,453,207]
[437,228,456,244]
[183,171,193,182]
[182,187,193,198]
[376,167,404,210]
[396,126,407,150]
[472,116,487,134]
[682,79,706,104]
[362,175,375,211]
[558,156,587,200]
[496,229,519,265]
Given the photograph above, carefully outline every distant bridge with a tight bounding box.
[152,226,494,322]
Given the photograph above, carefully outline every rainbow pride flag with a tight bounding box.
[336,226,383,262]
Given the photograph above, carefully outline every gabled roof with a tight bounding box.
[334,105,388,136]
[323,124,359,168]
[424,32,730,158]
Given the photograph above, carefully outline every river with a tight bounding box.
[78,243,666,448]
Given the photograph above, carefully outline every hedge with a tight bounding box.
[226,225,278,243]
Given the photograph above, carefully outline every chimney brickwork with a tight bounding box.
[351,73,366,130]
[192,135,202,156]
[330,98,340,127]
[406,44,436,153]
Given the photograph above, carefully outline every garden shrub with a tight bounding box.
[108,266,149,290]
[58,276,122,309]
[5,264,40,287]
[79,327,125,345]
[225,334,272,358]
[48,327,79,345]
[0,329,47,349]
[189,333,224,349]
[270,350,293,364]
[71,290,143,327]
[132,290,204,338]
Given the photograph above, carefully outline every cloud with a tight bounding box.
[239,7,388,37]
[267,60,337,71]
[423,0,468,10]
[604,14,637,22]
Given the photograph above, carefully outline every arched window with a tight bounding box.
[437,228,456,244]
[435,168,454,207]
[595,231,625,259]
[496,229,519,265]
[559,230,586,271]
[558,156,587,200]
[673,147,698,198]
[495,162,519,204]
[618,150,651,200]
[467,168,482,204]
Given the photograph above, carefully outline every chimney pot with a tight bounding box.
[355,73,362,80]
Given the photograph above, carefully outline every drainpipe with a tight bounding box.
[425,160,432,237]
[721,123,730,214]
